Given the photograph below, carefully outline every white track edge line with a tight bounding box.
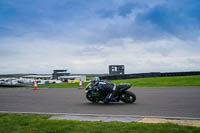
[0,111,200,120]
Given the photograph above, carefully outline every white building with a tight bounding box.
[59,75,86,82]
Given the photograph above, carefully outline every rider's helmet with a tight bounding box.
[95,77,100,82]
[91,77,100,84]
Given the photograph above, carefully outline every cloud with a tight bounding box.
[0,35,199,74]
[0,0,200,74]
[93,0,200,41]
[1,0,200,42]
[133,1,200,40]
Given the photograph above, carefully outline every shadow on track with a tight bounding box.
[82,102,137,106]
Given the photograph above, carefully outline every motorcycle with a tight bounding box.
[85,81,136,103]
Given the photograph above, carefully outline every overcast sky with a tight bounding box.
[0,0,200,74]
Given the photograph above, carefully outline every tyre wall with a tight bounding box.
[100,71,200,80]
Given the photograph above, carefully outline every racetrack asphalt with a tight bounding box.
[0,87,200,118]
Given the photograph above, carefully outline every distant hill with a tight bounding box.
[0,73,109,79]
[0,74,32,78]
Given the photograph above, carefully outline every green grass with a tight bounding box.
[112,75,200,87]
[0,82,88,89]
[35,75,200,88]
[36,82,89,88]
[1,75,200,89]
[0,113,199,133]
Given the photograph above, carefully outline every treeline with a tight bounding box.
[0,74,30,78]
[101,71,200,80]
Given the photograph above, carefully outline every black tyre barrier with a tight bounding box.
[100,71,200,80]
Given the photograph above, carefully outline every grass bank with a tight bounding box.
[0,113,200,133]
[37,82,89,88]
[112,76,200,87]
[112,75,200,87]
[1,75,200,89]
[37,75,200,88]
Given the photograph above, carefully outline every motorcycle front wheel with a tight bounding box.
[120,91,136,103]
[86,91,100,103]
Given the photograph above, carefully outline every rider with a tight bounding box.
[94,77,118,103]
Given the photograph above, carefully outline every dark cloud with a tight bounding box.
[117,2,144,17]
[94,0,200,42]
[130,0,200,40]
[96,9,116,18]
[1,0,200,43]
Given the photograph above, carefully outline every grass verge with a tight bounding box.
[36,82,89,88]
[1,75,200,89]
[0,113,200,133]
[38,75,200,88]
[112,75,200,87]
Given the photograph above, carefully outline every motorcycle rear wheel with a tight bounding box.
[120,91,136,103]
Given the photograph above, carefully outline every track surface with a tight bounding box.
[0,87,200,118]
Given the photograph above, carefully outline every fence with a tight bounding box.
[100,71,200,80]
